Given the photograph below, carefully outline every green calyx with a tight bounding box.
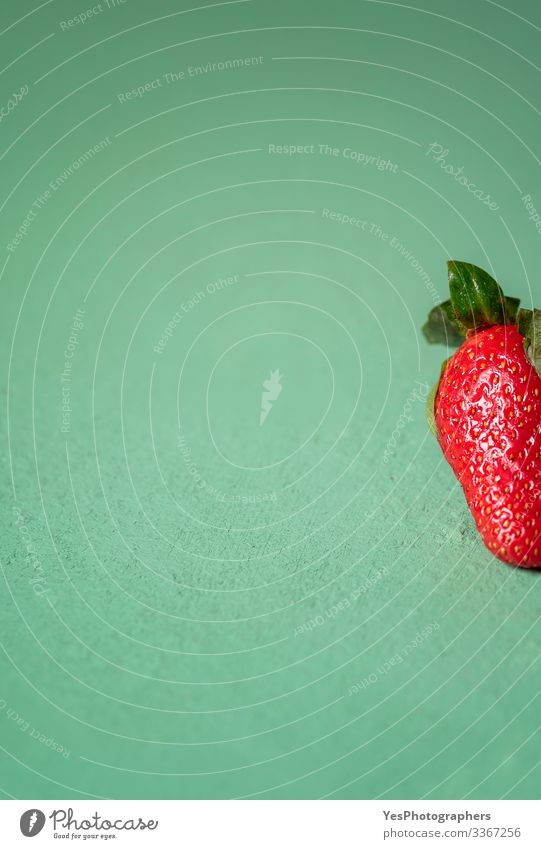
[517,307,541,376]
[422,261,520,347]
[422,261,539,439]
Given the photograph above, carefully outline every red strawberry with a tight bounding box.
[423,262,541,568]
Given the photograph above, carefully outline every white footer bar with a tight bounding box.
[1,800,538,848]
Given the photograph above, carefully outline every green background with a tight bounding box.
[1,0,541,800]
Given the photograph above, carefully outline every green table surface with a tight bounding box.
[1,0,541,800]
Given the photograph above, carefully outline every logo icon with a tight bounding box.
[20,810,45,837]
[260,369,283,425]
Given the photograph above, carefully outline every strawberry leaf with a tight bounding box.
[517,307,541,377]
[448,261,509,330]
[422,300,467,347]
[424,263,521,347]
[504,296,521,324]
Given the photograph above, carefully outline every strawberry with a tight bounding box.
[423,261,541,568]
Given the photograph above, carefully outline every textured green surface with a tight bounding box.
[1,0,541,800]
